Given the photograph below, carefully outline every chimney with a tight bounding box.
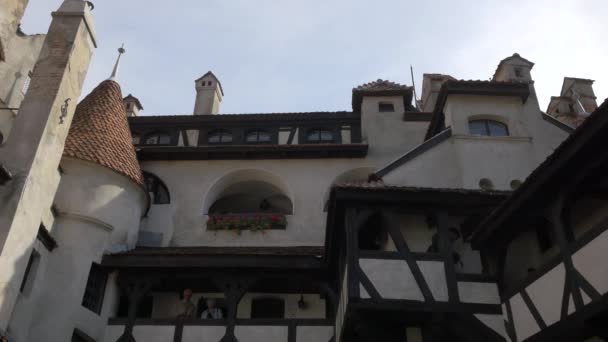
[560,77,597,114]
[193,71,223,115]
[123,94,143,117]
[420,74,455,112]
[493,53,534,83]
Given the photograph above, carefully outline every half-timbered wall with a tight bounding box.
[337,208,506,341]
[499,196,608,341]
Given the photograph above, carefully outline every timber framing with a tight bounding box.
[102,246,324,270]
[471,99,608,247]
[325,186,506,341]
[135,143,368,160]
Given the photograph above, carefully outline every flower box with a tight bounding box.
[207,213,287,232]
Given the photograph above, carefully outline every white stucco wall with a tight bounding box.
[139,93,434,248]
[457,282,500,304]
[235,325,288,342]
[573,229,608,295]
[524,263,565,327]
[133,325,175,341]
[359,258,423,301]
[182,326,226,342]
[382,91,569,191]
[509,293,541,341]
[22,158,146,342]
[296,326,334,342]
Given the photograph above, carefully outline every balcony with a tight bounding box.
[104,318,334,342]
[207,213,287,233]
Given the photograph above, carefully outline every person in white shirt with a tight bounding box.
[201,298,223,319]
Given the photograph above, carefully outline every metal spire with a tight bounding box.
[109,44,125,81]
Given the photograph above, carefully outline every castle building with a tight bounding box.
[0,1,607,342]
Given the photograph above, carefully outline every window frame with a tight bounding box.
[378,102,395,112]
[143,131,172,145]
[207,129,233,145]
[131,132,141,145]
[81,263,108,315]
[143,172,170,205]
[468,119,509,137]
[306,128,335,144]
[245,130,272,144]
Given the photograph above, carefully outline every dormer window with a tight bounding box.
[208,130,233,144]
[379,102,395,112]
[132,133,141,145]
[144,131,171,145]
[514,68,523,78]
[245,130,272,144]
[469,119,509,137]
[306,129,334,143]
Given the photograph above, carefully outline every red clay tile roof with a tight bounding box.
[64,80,144,187]
[352,79,414,112]
[354,79,410,92]
[492,53,534,80]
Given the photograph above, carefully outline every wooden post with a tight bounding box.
[116,276,153,342]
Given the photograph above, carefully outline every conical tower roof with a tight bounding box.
[64,80,144,186]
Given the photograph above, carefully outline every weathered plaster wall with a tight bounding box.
[0,1,96,332]
[0,0,46,140]
[382,91,569,191]
[22,158,145,342]
[139,93,434,248]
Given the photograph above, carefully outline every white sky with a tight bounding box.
[21,0,608,115]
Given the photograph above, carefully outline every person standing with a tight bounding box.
[176,288,196,318]
[201,298,223,319]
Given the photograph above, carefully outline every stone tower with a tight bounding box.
[193,71,224,115]
[0,0,96,333]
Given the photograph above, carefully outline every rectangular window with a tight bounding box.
[81,263,108,315]
[20,249,40,295]
[379,102,395,112]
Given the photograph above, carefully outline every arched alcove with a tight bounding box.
[204,169,293,215]
[143,171,170,204]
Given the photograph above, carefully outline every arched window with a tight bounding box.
[306,129,334,143]
[468,119,509,137]
[208,180,292,215]
[245,130,271,144]
[208,130,233,144]
[143,172,170,204]
[131,133,141,145]
[144,131,171,145]
[0,131,4,145]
